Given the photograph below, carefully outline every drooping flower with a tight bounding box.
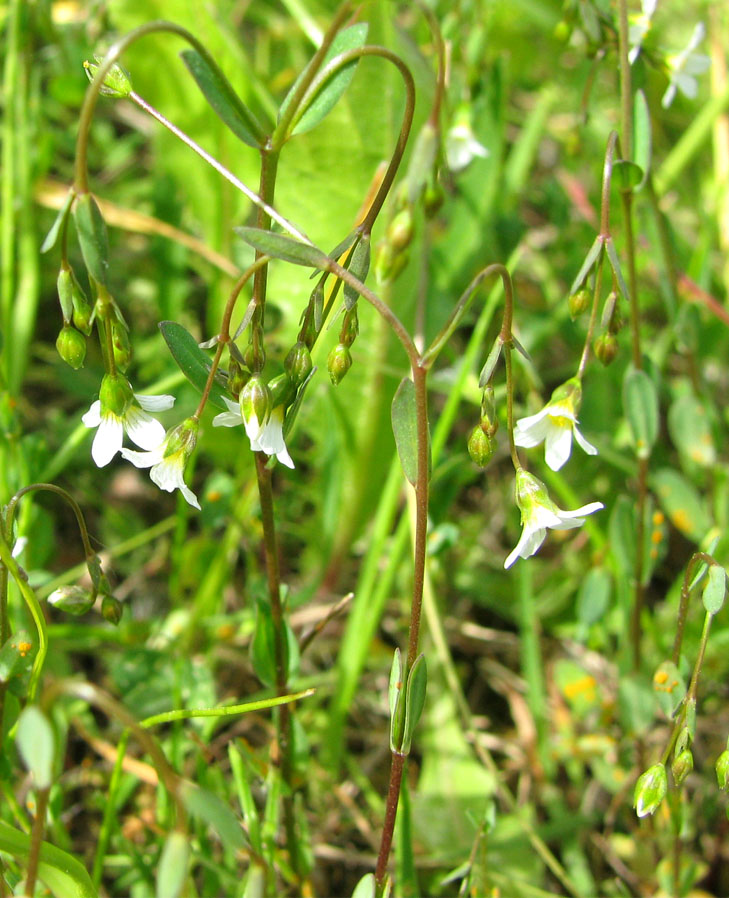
[628,0,658,65]
[504,468,603,569]
[445,106,489,173]
[213,395,294,469]
[121,418,201,509]
[514,377,597,472]
[82,374,174,467]
[634,763,667,818]
[661,22,710,108]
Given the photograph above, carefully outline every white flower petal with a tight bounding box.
[92,414,123,467]
[544,425,573,472]
[256,413,295,469]
[573,426,598,456]
[82,400,102,428]
[514,409,551,448]
[504,523,546,569]
[135,393,175,412]
[212,411,243,428]
[556,502,604,526]
[120,446,165,469]
[125,406,166,450]
[179,483,201,510]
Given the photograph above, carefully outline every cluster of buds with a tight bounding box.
[468,384,498,468]
[56,265,94,369]
[375,195,414,287]
[328,306,358,386]
[48,553,122,625]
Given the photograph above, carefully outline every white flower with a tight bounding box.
[81,374,174,467]
[121,419,201,509]
[213,396,294,469]
[628,0,658,65]
[445,106,488,173]
[661,22,710,108]
[514,377,597,472]
[504,468,603,569]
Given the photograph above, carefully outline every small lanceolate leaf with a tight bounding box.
[703,564,727,616]
[72,193,110,286]
[389,648,405,752]
[283,367,317,438]
[478,336,503,388]
[402,654,427,753]
[605,238,630,301]
[159,321,228,411]
[279,23,369,137]
[633,90,651,190]
[234,227,329,269]
[179,782,247,854]
[41,190,74,254]
[391,378,422,486]
[569,236,604,296]
[343,233,371,310]
[156,831,190,898]
[623,367,658,459]
[16,705,54,789]
[613,160,643,190]
[651,468,711,542]
[652,660,686,717]
[351,873,376,898]
[180,50,263,148]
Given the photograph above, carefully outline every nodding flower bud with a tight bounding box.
[468,426,495,468]
[374,239,408,286]
[633,763,667,818]
[284,341,313,388]
[101,594,123,626]
[227,359,250,396]
[111,319,132,372]
[568,288,590,319]
[71,277,94,336]
[57,268,74,321]
[327,343,352,385]
[594,333,618,367]
[423,175,444,218]
[48,585,95,616]
[99,373,134,417]
[268,373,295,409]
[716,749,729,791]
[240,375,271,438]
[479,384,499,437]
[84,55,133,98]
[340,308,359,348]
[671,749,693,786]
[56,325,87,369]
[386,206,414,253]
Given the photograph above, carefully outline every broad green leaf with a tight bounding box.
[391,377,421,486]
[279,24,369,137]
[633,90,651,190]
[402,653,427,753]
[156,831,190,898]
[613,160,643,189]
[16,705,54,789]
[250,602,300,689]
[351,873,376,898]
[651,468,711,542]
[668,393,715,467]
[618,673,654,735]
[608,495,657,585]
[72,193,109,286]
[159,321,228,411]
[576,567,611,628]
[569,236,604,295]
[703,564,727,616]
[623,367,658,459]
[343,233,371,310]
[0,821,97,898]
[235,227,329,269]
[652,660,685,717]
[179,781,247,854]
[180,50,262,148]
[40,190,74,254]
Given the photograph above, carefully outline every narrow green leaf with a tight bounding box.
[156,831,190,898]
[0,821,97,898]
[283,366,317,438]
[279,24,369,137]
[40,190,74,254]
[633,90,651,190]
[343,233,371,310]
[623,367,658,459]
[159,321,228,411]
[228,745,262,854]
[16,705,54,789]
[391,378,419,486]
[652,660,685,717]
[569,236,604,295]
[389,648,405,752]
[180,50,262,148]
[576,567,612,629]
[234,227,329,269]
[179,782,247,854]
[250,603,276,688]
[478,337,503,388]
[72,193,109,286]
[605,238,629,301]
[351,873,376,898]
[402,653,427,753]
[651,468,711,542]
[703,564,727,616]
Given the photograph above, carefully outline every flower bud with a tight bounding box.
[386,207,414,252]
[56,326,87,369]
[57,268,74,320]
[423,175,444,218]
[101,594,123,626]
[327,343,352,385]
[71,278,94,335]
[240,375,271,436]
[268,373,294,409]
[99,373,134,417]
[568,288,590,319]
[227,359,250,396]
[468,426,495,467]
[594,333,618,366]
[374,240,408,286]
[671,749,693,786]
[84,55,133,98]
[340,308,359,348]
[111,319,132,372]
[633,763,667,817]
[48,585,95,616]
[716,749,729,791]
[284,341,313,387]
[479,384,499,437]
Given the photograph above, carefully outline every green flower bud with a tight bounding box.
[71,277,94,336]
[111,319,132,372]
[633,763,667,817]
[99,373,134,417]
[386,207,414,252]
[568,288,590,319]
[716,749,729,791]
[327,343,352,385]
[57,268,74,320]
[423,175,444,218]
[594,332,618,366]
[284,341,313,387]
[240,375,271,432]
[227,359,250,396]
[671,749,693,786]
[374,239,408,286]
[56,325,87,369]
[101,594,123,626]
[479,384,499,437]
[83,55,133,98]
[340,308,359,348]
[468,426,495,467]
[268,373,295,409]
[47,585,95,616]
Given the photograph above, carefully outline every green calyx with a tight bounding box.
[99,374,134,417]
[84,55,133,98]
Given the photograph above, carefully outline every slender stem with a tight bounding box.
[406,365,430,669]
[374,751,406,885]
[630,456,648,672]
[617,0,633,163]
[24,786,50,898]
[671,553,713,665]
[140,689,315,728]
[5,483,96,561]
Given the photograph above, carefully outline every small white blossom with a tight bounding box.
[504,468,603,569]
[661,22,710,108]
[445,106,488,173]
[213,396,294,469]
[81,374,174,467]
[514,378,597,472]
[121,419,200,509]
[628,0,658,65]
